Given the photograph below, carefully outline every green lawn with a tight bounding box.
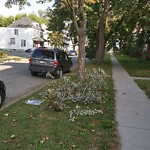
[0,55,119,150]
[115,53,150,77]
[0,56,22,63]
[135,80,150,99]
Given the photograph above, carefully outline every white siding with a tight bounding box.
[0,27,43,51]
[0,28,10,49]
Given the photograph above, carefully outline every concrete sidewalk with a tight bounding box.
[111,54,150,150]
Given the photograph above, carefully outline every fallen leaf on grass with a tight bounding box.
[11,134,16,138]
[40,138,45,144]
[83,128,87,131]
[71,144,76,150]
[4,113,9,117]
[40,136,49,144]
[59,141,63,144]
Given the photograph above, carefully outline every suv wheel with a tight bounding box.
[0,90,5,108]
[54,69,63,79]
[31,71,38,76]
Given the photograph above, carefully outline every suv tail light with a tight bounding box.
[29,58,32,64]
[54,61,58,67]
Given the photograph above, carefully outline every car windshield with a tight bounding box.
[32,49,54,59]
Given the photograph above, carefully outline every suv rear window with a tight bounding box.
[32,49,54,59]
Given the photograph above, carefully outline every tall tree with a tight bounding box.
[47,4,78,52]
[5,0,98,80]
[71,0,86,79]
[54,0,96,80]
[96,0,110,63]
[38,9,46,18]
[0,15,7,27]
[7,16,15,25]
[107,0,150,57]
[0,15,14,27]
[41,0,94,79]
[15,13,27,20]
[28,13,41,24]
[48,31,63,48]
[5,0,31,10]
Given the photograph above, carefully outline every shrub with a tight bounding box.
[0,49,8,57]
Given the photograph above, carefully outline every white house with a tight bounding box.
[0,17,50,51]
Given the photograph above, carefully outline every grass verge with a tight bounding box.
[0,56,22,63]
[115,53,150,77]
[135,80,150,99]
[0,55,119,150]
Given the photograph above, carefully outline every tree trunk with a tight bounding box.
[96,19,105,63]
[77,0,86,80]
[146,44,150,59]
[78,28,86,80]
[95,0,109,63]
[70,0,86,80]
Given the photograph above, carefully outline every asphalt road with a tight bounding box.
[0,49,90,109]
[0,55,80,109]
[0,59,50,109]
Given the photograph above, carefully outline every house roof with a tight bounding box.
[7,17,42,30]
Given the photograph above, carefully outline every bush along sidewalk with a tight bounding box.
[0,60,119,150]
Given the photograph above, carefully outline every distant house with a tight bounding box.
[0,17,50,51]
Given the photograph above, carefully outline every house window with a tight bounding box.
[14,29,19,35]
[10,38,15,45]
[21,39,26,47]
[40,31,43,38]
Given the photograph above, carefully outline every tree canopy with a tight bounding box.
[4,0,150,77]
[4,0,150,52]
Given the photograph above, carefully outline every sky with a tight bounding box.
[0,0,53,17]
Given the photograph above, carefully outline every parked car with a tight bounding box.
[29,48,73,79]
[0,80,6,108]
[24,49,32,53]
[68,50,77,56]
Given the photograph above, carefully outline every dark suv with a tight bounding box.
[29,48,73,79]
[0,80,6,108]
